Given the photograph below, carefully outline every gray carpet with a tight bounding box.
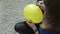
[0,0,36,34]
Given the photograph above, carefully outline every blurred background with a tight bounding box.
[0,0,36,34]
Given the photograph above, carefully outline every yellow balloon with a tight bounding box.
[24,4,43,24]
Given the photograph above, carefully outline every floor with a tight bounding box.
[0,0,36,34]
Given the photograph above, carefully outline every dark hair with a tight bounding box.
[37,0,44,14]
[37,0,42,2]
[44,0,60,26]
[14,21,35,34]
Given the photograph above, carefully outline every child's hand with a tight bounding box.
[26,19,39,34]
[26,19,36,30]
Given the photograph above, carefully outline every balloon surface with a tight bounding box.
[24,4,43,24]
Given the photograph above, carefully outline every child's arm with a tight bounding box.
[26,20,39,34]
[14,21,35,34]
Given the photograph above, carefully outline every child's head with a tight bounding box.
[37,0,60,30]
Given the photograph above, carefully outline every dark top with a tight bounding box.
[38,27,60,34]
[14,21,35,34]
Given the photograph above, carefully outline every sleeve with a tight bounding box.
[14,21,35,34]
